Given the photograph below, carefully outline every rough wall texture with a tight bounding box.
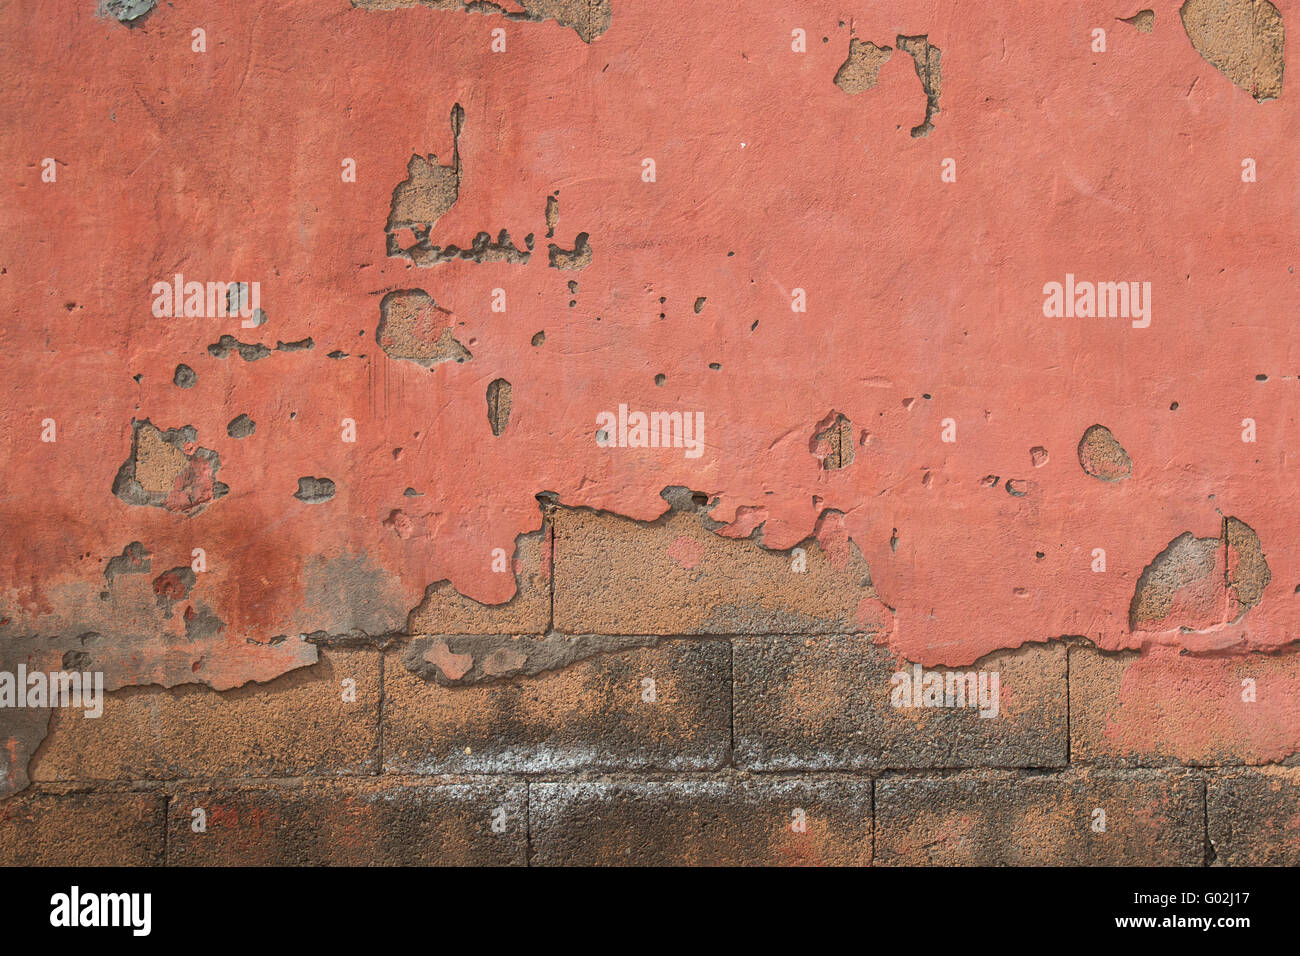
[0,0,1297,864]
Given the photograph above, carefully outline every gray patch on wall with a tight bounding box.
[98,0,155,26]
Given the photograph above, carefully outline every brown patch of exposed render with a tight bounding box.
[1130,517,1270,631]
[1180,0,1284,101]
[386,104,463,235]
[810,411,854,470]
[1226,515,1272,607]
[1077,423,1132,481]
[517,0,612,43]
[544,194,559,236]
[1130,532,1222,630]
[386,153,459,234]
[836,34,942,136]
[382,108,537,267]
[542,195,592,270]
[551,488,893,636]
[396,228,533,267]
[896,35,943,137]
[548,232,592,270]
[486,378,512,436]
[375,290,472,367]
[382,104,549,270]
[110,420,227,516]
[130,424,187,493]
[834,38,893,94]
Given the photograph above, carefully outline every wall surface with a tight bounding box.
[1,0,1298,864]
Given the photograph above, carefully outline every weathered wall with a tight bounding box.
[0,0,1297,864]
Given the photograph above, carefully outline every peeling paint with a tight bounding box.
[376,290,472,367]
[896,35,942,137]
[111,421,228,516]
[834,38,894,94]
[2,0,1299,805]
[1077,424,1132,482]
[352,0,612,43]
[97,0,155,26]
[486,378,512,436]
[1180,0,1284,101]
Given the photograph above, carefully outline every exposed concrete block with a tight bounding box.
[734,638,1066,770]
[1070,646,1300,766]
[875,770,1204,865]
[383,640,730,773]
[530,777,872,866]
[166,780,526,865]
[1207,768,1300,865]
[0,788,166,865]
[29,649,380,781]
